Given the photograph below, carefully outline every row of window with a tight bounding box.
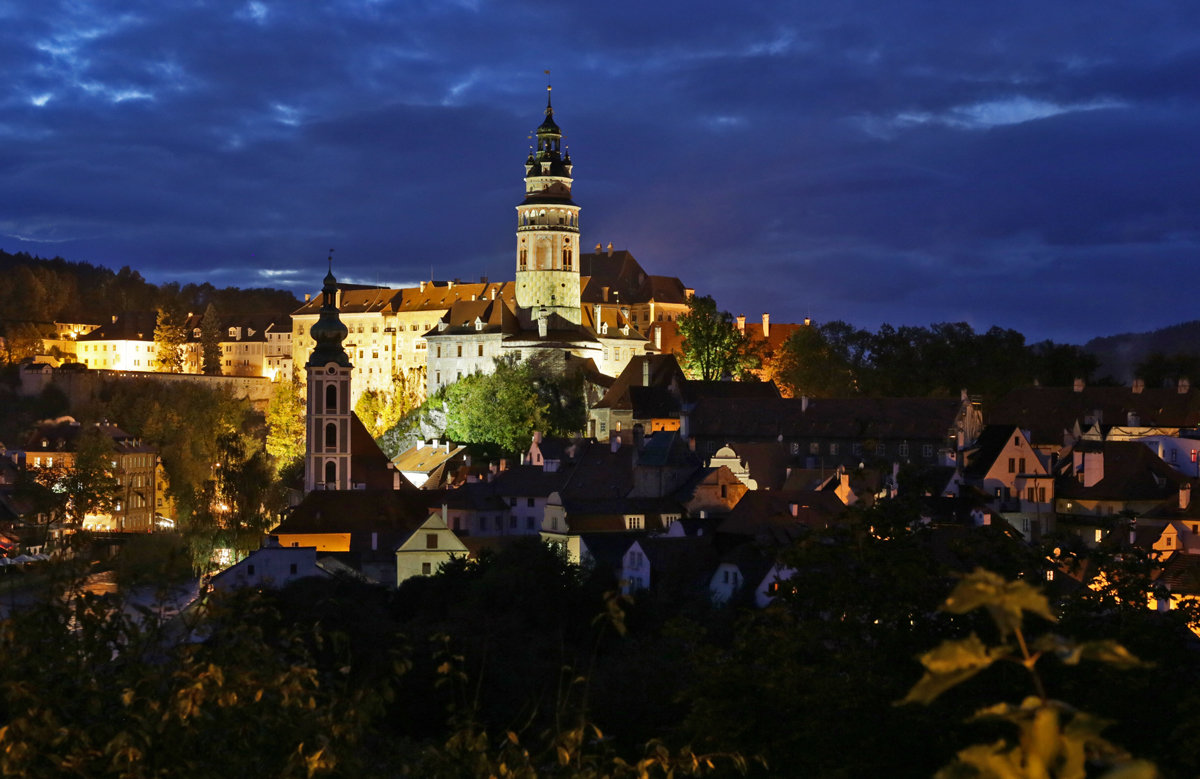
[783,441,935,458]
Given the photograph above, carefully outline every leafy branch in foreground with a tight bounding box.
[899,568,1156,779]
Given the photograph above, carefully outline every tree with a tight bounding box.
[265,373,305,473]
[59,426,121,526]
[153,308,186,373]
[355,371,420,439]
[200,303,223,375]
[776,323,857,397]
[444,359,547,455]
[675,295,756,381]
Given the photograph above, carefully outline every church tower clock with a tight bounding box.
[304,260,353,492]
[516,84,582,326]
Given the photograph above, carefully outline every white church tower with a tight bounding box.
[304,260,353,491]
[515,82,582,326]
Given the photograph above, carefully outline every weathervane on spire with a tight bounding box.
[545,69,553,115]
[327,248,335,272]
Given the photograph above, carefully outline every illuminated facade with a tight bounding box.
[515,85,582,324]
[304,266,354,492]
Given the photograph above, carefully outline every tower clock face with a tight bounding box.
[327,366,336,375]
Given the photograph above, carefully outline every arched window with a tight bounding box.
[324,460,336,485]
[325,422,337,449]
[325,384,337,412]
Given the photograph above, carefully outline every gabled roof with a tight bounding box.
[635,431,699,468]
[681,380,781,404]
[1057,441,1190,501]
[274,489,433,534]
[391,440,467,476]
[425,297,520,338]
[689,396,961,441]
[77,312,157,343]
[560,442,633,500]
[1158,552,1200,594]
[491,465,572,498]
[718,490,846,544]
[350,415,409,490]
[594,353,686,411]
[962,425,1023,479]
[990,385,1200,445]
[634,535,719,586]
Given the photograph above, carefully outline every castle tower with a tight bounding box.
[515,83,582,325]
[304,260,353,491]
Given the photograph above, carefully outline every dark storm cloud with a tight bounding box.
[1,0,1198,342]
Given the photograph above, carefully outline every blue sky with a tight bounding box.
[2,0,1198,343]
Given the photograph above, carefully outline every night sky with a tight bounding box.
[3,1,1199,344]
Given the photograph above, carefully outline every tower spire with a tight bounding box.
[545,70,552,115]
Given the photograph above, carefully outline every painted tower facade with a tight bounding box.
[304,264,353,492]
[515,85,582,325]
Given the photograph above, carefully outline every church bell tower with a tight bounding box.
[304,259,353,492]
[515,82,582,325]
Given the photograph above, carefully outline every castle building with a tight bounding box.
[423,87,655,396]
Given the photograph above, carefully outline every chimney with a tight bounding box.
[790,503,798,517]
[447,280,454,289]
[801,396,809,412]
[538,314,548,338]
[491,287,497,300]
[1132,377,1144,394]
[1179,377,1191,394]
[607,242,613,257]
[420,280,426,292]
[441,503,448,523]
[533,430,542,445]
[1181,484,1192,511]
[1073,378,1085,392]
[304,293,311,302]
[445,440,451,453]
[602,286,609,302]
[736,315,745,333]
[595,242,602,252]
[416,440,425,450]
[643,359,650,386]
[761,313,770,338]
[803,316,811,326]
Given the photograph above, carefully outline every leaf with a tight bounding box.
[899,634,1008,705]
[942,568,1057,639]
[1059,640,1147,670]
[1098,760,1159,779]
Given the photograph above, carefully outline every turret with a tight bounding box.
[515,81,582,325]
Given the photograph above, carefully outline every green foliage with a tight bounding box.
[440,354,584,455]
[199,303,223,375]
[0,320,54,365]
[265,373,305,473]
[355,370,420,439]
[58,426,122,526]
[0,250,301,326]
[1134,351,1200,389]
[79,378,261,522]
[676,294,757,381]
[186,431,284,574]
[0,573,397,777]
[153,307,187,373]
[900,569,1156,778]
[777,320,1104,399]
